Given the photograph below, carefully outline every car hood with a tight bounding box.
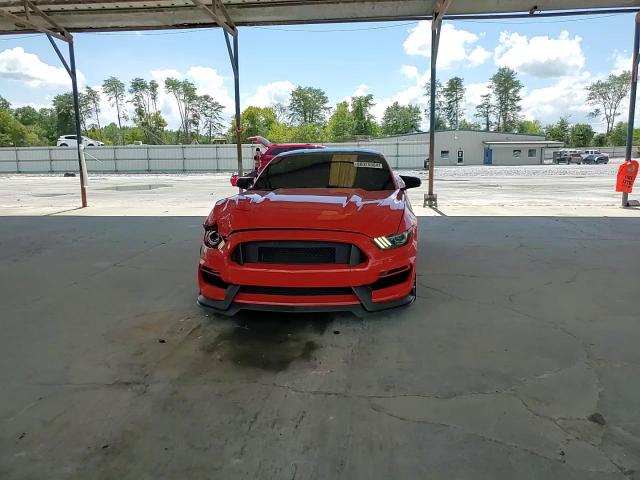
[208,188,406,238]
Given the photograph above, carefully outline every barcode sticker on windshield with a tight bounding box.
[354,161,383,169]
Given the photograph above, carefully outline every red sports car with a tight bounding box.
[199,148,421,315]
[230,136,324,186]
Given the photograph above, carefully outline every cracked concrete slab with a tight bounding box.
[370,393,617,472]
[514,363,600,419]
[1,212,639,479]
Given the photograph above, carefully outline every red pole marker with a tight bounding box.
[616,160,639,193]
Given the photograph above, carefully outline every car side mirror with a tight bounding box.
[400,175,421,190]
[235,176,254,190]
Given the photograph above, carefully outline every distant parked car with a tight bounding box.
[581,150,609,164]
[582,154,609,164]
[56,135,104,147]
[553,149,582,164]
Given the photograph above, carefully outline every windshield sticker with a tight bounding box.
[354,161,383,169]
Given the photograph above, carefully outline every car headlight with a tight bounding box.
[373,228,413,249]
[203,224,225,249]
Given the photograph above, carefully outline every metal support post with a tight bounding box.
[232,33,242,177]
[68,40,88,207]
[424,15,442,208]
[224,29,243,179]
[47,33,87,207]
[622,12,640,207]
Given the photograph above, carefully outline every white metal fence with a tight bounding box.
[0,142,628,174]
[0,141,427,174]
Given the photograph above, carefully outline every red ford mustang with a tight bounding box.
[198,148,421,315]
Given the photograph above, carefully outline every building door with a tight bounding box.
[457,149,464,165]
[483,147,493,165]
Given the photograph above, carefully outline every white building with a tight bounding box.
[366,130,563,166]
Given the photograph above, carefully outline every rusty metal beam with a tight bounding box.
[0,6,67,41]
[190,0,235,35]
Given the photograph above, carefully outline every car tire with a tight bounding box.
[87,143,94,147]
[59,143,68,147]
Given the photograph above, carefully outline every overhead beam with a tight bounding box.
[24,0,71,39]
[0,6,67,41]
[190,0,235,35]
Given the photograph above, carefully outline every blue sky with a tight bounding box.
[0,12,636,131]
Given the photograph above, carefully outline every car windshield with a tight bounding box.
[252,152,395,191]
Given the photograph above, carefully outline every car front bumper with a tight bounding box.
[197,228,417,316]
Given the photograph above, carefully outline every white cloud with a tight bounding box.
[149,66,234,129]
[244,80,295,108]
[612,52,632,75]
[520,73,592,124]
[352,83,370,96]
[403,22,490,69]
[462,81,490,122]
[0,47,85,89]
[494,30,584,78]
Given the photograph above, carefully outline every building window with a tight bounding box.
[528,149,537,158]
[513,149,521,158]
[441,150,450,159]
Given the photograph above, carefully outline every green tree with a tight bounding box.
[458,118,481,130]
[0,95,10,111]
[134,111,167,144]
[424,80,447,129]
[351,94,376,137]
[475,93,494,131]
[293,123,327,143]
[592,133,607,147]
[517,119,543,135]
[326,101,355,141]
[230,106,277,142]
[0,110,40,146]
[381,102,421,135]
[197,95,224,143]
[13,106,39,126]
[267,122,297,143]
[103,76,128,143]
[586,71,631,135]
[52,93,75,138]
[84,86,102,137]
[569,123,595,147]
[164,78,198,143]
[545,117,571,144]
[608,122,628,146]
[130,77,151,118]
[442,77,465,129]
[289,86,329,125]
[490,67,523,132]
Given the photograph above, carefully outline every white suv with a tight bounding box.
[56,135,104,147]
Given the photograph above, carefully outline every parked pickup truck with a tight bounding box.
[553,149,583,164]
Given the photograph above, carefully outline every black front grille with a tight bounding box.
[259,246,335,264]
[240,285,354,296]
[233,241,365,266]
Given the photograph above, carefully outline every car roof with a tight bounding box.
[277,147,384,157]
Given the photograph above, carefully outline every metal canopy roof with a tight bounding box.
[1,0,640,34]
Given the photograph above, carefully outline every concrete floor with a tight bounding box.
[1,169,640,479]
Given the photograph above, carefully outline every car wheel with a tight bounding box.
[87,143,94,147]
[59,143,68,147]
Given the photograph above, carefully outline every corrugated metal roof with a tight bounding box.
[1,0,639,34]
